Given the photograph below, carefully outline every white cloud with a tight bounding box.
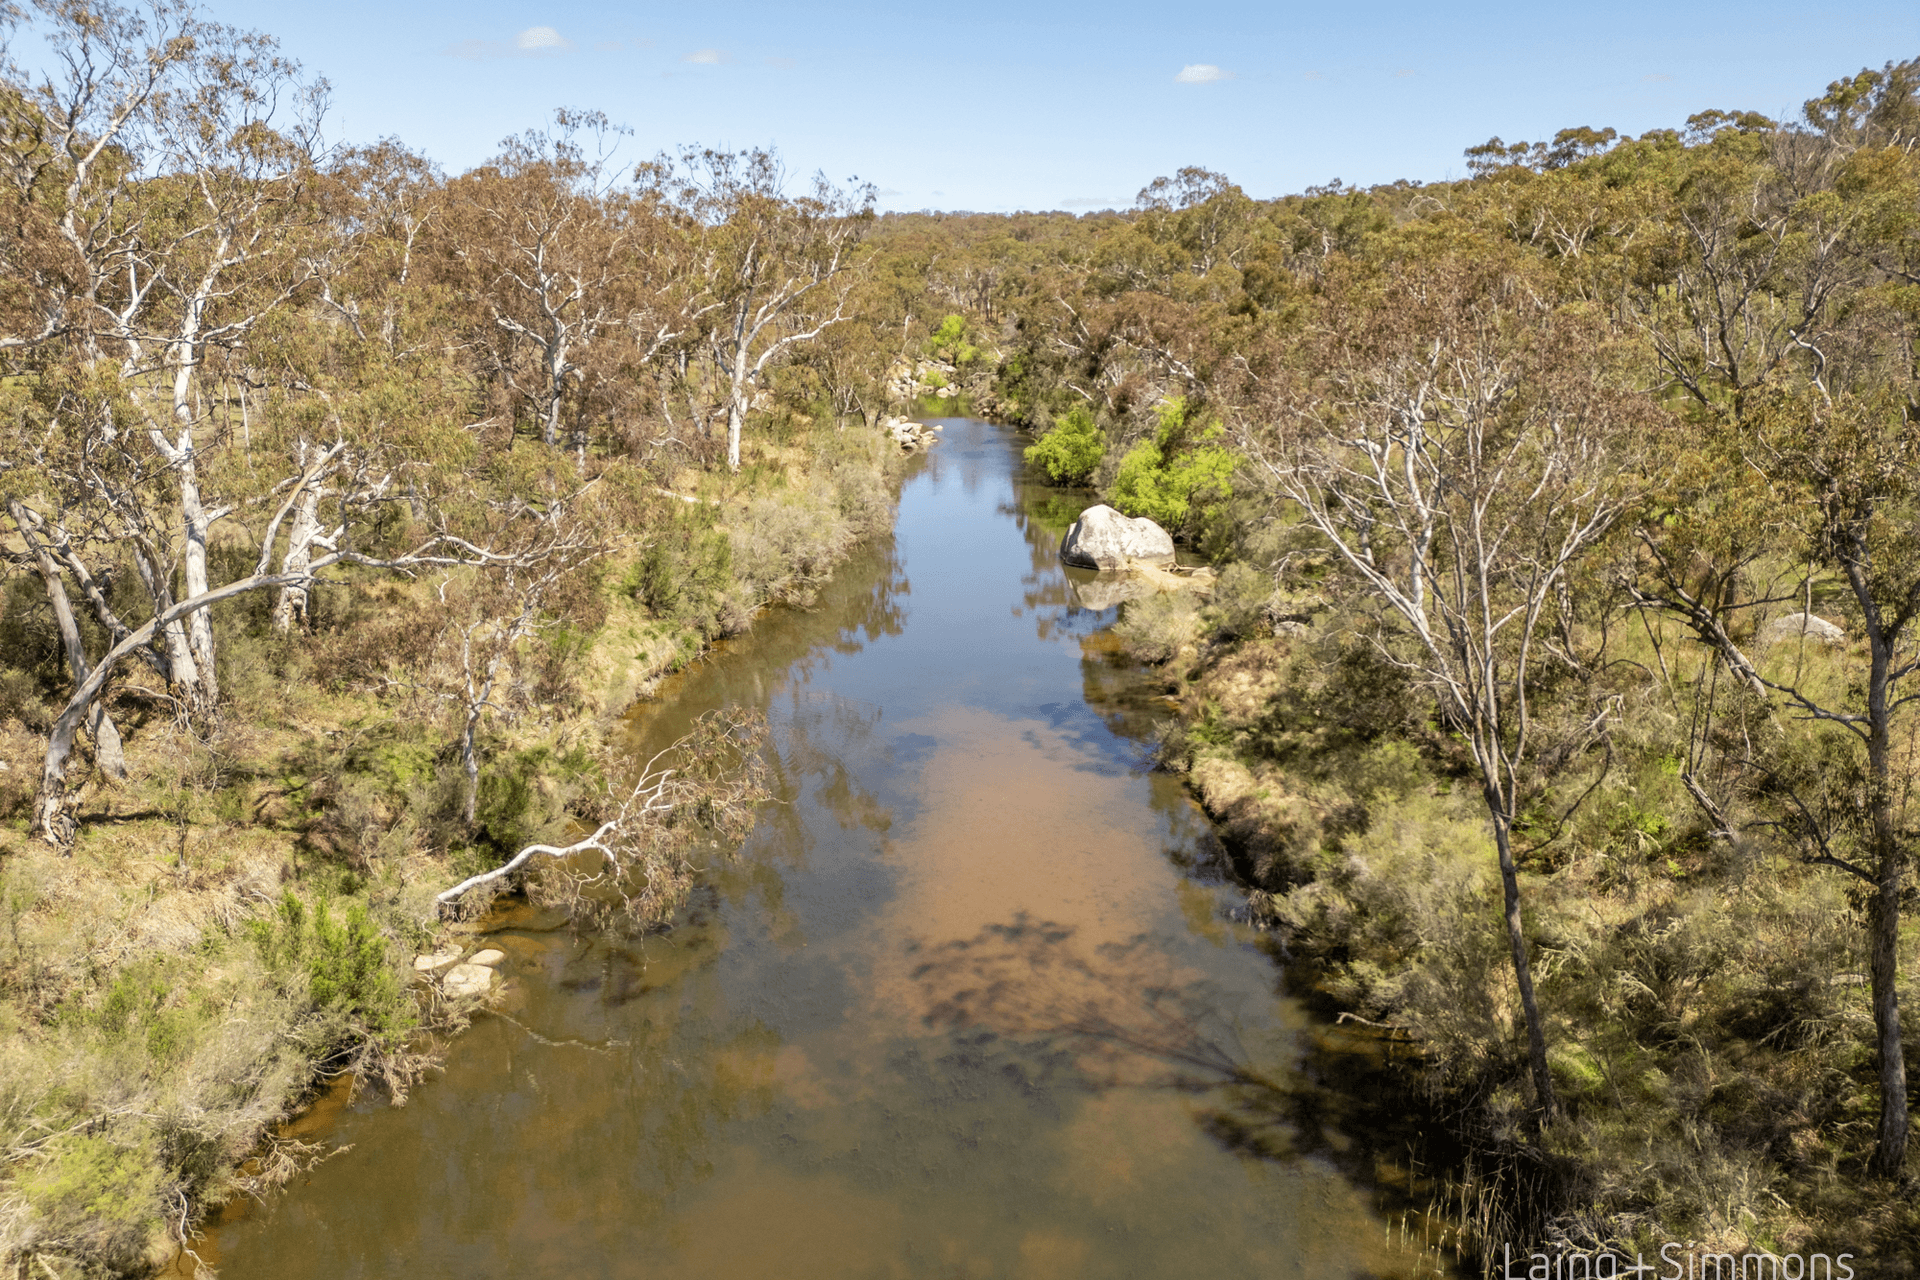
[445,27,579,58]
[1058,197,1115,208]
[764,55,796,68]
[683,48,727,64]
[1174,64,1233,84]
[515,26,572,51]
[1393,67,1415,78]
[1642,72,1674,82]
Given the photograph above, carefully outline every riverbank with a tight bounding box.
[1108,584,1918,1273]
[0,420,915,1277]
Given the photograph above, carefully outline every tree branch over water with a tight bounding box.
[435,707,771,925]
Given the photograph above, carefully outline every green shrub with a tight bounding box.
[624,506,734,636]
[731,490,855,611]
[1024,405,1106,485]
[1200,562,1273,642]
[306,899,402,1032]
[17,1134,168,1268]
[249,891,409,1035]
[1110,398,1235,533]
[926,313,980,365]
[1114,591,1201,665]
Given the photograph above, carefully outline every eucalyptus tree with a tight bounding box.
[640,146,874,470]
[446,110,651,457]
[1239,257,1652,1117]
[0,0,330,722]
[1627,388,1920,1178]
[1614,69,1920,1175]
[1133,166,1258,276]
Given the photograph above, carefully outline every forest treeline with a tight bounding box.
[0,0,1917,1267]
[897,56,1920,1271]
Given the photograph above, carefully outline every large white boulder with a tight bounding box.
[1761,612,1845,647]
[1060,505,1176,570]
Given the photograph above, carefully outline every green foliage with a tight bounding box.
[926,313,980,365]
[730,487,859,613]
[468,743,587,856]
[1109,399,1235,534]
[16,1134,168,1268]
[624,505,734,636]
[90,963,199,1065]
[1023,404,1106,485]
[249,891,409,1035]
[1113,591,1201,665]
[1198,562,1272,642]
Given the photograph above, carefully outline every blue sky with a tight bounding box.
[94,0,1920,210]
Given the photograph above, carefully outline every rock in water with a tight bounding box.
[443,963,494,999]
[468,948,506,967]
[1069,574,1155,610]
[1059,505,1176,570]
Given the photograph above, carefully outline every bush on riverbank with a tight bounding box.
[0,416,909,1274]
[1133,595,1919,1266]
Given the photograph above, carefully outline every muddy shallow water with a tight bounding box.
[193,419,1433,1279]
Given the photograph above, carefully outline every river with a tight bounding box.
[191,418,1439,1279]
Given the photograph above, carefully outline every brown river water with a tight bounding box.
[186,419,1441,1280]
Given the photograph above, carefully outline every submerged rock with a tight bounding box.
[1070,574,1156,610]
[443,963,495,999]
[1059,505,1175,571]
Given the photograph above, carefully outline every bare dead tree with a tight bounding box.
[434,707,771,924]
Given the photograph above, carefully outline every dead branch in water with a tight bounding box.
[434,707,771,926]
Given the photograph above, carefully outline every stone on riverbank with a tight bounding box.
[468,948,506,967]
[885,416,941,451]
[413,947,461,972]
[1060,505,1175,570]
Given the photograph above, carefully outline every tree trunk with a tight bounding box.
[1491,801,1559,1118]
[461,703,481,827]
[272,480,323,632]
[175,445,220,716]
[10,501,127,781]
[35,710,83,848]
[1868,857,1908,1176]
[726,396,744,471]
[726,295,753,471]
[1863,620,1909,1176]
